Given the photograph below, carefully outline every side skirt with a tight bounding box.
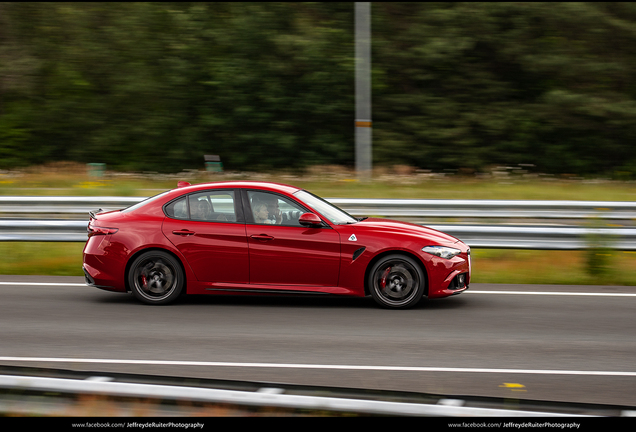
[205,288,332,295]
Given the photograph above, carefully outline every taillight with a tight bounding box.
[87,222,118,237]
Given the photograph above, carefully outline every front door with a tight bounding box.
[245,190,341,288]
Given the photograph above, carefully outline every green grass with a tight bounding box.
[1,162,635,200]
[471,249,636,286]
[0,242,85,276]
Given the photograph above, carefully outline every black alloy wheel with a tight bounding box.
[128,251,184,305]
[368,254,426,309]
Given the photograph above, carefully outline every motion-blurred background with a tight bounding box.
[2,2,636,177]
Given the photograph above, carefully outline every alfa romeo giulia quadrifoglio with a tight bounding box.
[83,181,471,308]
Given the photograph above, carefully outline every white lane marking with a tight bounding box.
[1,282,635,296]
[468,291,636,297]
[0,357,635,377]
[0,282,86,286]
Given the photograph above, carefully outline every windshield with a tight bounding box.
[294,190,358,225]
[121,191,172,213]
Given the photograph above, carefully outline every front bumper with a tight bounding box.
[424,246,471,299]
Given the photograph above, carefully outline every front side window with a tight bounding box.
[248,191,306,226]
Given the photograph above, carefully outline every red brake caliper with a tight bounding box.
[380,267,391,289]
[141,275,148,288]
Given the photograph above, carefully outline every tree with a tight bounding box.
[1,3,635,177]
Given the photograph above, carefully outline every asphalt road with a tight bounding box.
[1,275,635,408]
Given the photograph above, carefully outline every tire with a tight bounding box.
[128,251,184,305]
[368,254,426,309]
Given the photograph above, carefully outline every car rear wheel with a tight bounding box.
[368,254,425,309]
[128,251,184,305]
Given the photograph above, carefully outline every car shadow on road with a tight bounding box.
[91,290,471,311]
[418,296,470,310]
[178,294,375,309]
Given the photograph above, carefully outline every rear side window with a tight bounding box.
[164,191,238,222]
[189,191,237,222]
[164,197,188,219]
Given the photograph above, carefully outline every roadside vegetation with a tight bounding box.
[1,164,634,285]
[2,3,636,180]
[2,162,636,201]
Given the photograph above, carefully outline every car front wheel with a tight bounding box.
[128,251,184,305]
[368,254,426,309]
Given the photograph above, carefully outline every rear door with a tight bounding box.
[162,189,249,283]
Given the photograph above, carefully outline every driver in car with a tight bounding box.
[261,195,283,225]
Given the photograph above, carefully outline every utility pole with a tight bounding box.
[355,2,372,181]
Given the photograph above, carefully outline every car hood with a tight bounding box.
[350,218,461,244]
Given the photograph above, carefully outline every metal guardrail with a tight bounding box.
[0,374,592,417]
[329,198,636,222]
[2,196,636,221]
[0,196,141,216]
[1,196,636,249]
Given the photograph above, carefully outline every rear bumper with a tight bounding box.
[82,264,125,292]
[82,235,127,292]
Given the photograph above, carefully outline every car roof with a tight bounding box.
[172,181,302,195]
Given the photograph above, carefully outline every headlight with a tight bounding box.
[422,245,461,259]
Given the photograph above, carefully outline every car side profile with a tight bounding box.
[83,181,471,309]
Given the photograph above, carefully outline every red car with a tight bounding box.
[83,181,471,309]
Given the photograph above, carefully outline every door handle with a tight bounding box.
[250,234,274,241]
[173,229,195,236]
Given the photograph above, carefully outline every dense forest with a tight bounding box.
[1,3,636,177]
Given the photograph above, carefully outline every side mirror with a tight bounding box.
[299,212,323,227]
